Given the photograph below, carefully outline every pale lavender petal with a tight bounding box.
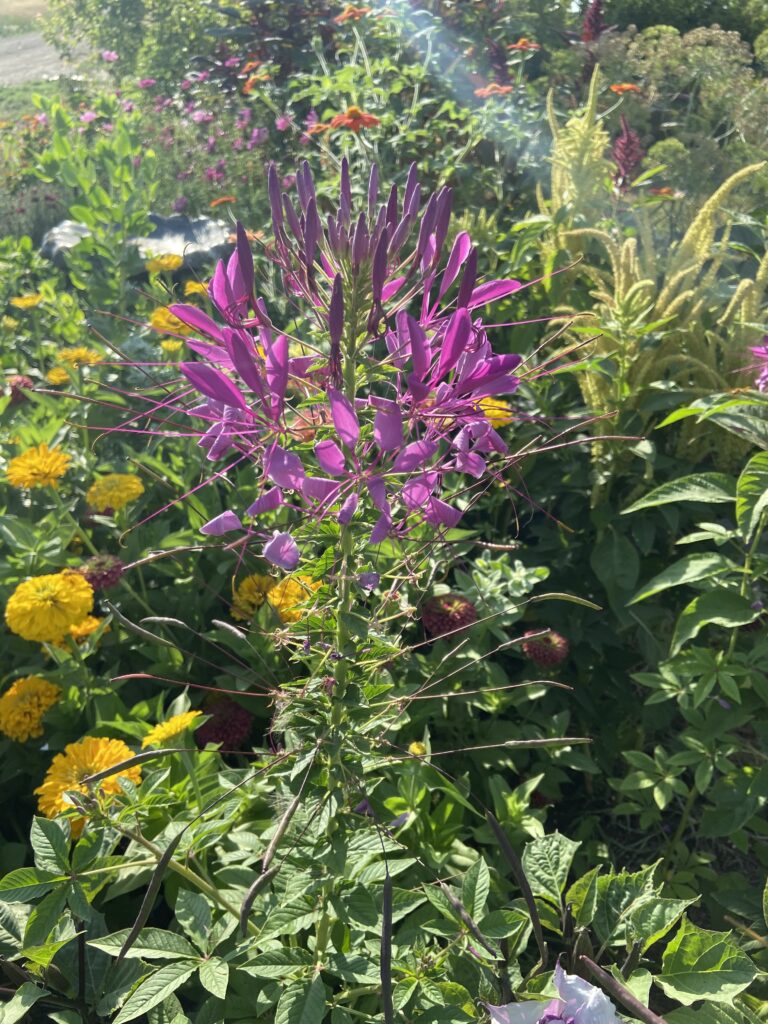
[468,278,522,308]
[200,511,243,535]
[367,476,390,513]
[263,531,299,571]
[303,477,341,502]
[555,964,621,1024]
[265,444,305,489]
[338,492,358,524]
[266,333,289,415]
[180,362,248,410]
[246,489,283,515]
[374,406,403,451]
[486,1002,549,1024]
[370,511,391,544]
[402,472,437,509]
[328,388,359,448]
[392,440,438,473]
[315,439,346,476]
[357,572,379,591]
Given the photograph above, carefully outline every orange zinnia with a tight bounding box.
[474,84,514,98]
[211,195,236,208]
[508,37,540,50]
[649,187,675,196]
[610,83,641,95]
[243,73,269,93]
[329,106,380,133]
[335,4,371,23]
[307,122,331,135]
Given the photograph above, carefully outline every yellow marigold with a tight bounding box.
[86,473,144,513]
[5,571,94,643]
[59,347,101,369]
[66,615,108,644]
[6,443,71,489]
[145,254,184,273]
[478,397,514,427]
[184,280,209,297]
[0,676,61,742]
[231,573,276,620]
[160,339,184,355]
[142,710,202,748]
[46,367,71,385]
[267,576,321,624]
[149,306,193,336]
[2,315,19,331]
[9,293,43,310]
[35,736,141,833]
[408,741,427,757]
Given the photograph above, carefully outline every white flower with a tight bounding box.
[488,964,622,1024]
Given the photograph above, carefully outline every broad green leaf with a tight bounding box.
[628,897,697,952]
[736,451,768,543]
[274,976,326,1024]
[88,928,199,960]
[657,918,757,1005]
[326,953,378,983]
[590,531,639,593]
[623,474,736,514]
[242,949,313,978]
[0,867,64,903]
[667,1003,763,1024]
[671,590,756,656]
[198,957,229,1000]
[0,981,49,1024]
[566,866,602,927]
[593,864,658,946]
[461,858,490,919]
[609,966,652,1006]
[629,554,736,605]
[112,961,198,1024]
[30,819,70,873]
[522,833,580,907]
[22,932,79,967]
[174,890,211,952]
[24,888,68,949]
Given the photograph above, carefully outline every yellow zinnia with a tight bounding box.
[59,347,101,369]
[2,315,20,331]
[145,254,184,273]
[142,710,202,748]
[5,571,94,643]
[35,736,141,834]
[184,280,209,297]
[149,307,193,336]
[86,473,144,513]
[231,573,276,621]
[408,741,427,757]
[46,367,71,385]
[267,576,320,624]
[0,676,61,743]
[67,615,108,644]
[160,339,184,355]
[9,293,43,310]
[6,443,71,489]
[478,397,514,428]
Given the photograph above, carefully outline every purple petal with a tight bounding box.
[392,440,438,473]
[302,476,341,502]
[265,333,289,415]
[455,451,486,477]
[315,439,346,476]
[224,329,263,394]
[425,498,462,528]
[436,307,472,381]
[402,472,438,509]
[468,278,522,309]
[374,405,403,451]
[265,444,305,489]
[168,304,224,343]
[200,511,243,535]
[180,362,247,410]
[338,492,358,524]
[456,247,478,308]
[329,274,344,348]
[382,276,406,302]
[370,511,391,544]
[367,476,390,512]
[246,489,283,515]
[438,231,472,300]
[235,222,255,300]
[263,531,299,571]
[328,388,359,448]
[357,572,380,591]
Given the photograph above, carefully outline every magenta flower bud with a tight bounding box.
[339,158,351,228]
[338,492,359,524]
[403,162,419,214]
[367,163,379,221]
[282,195,303,246]
[329,273,344,347]
[303,196,319,268]
[456,246,478,308]
[264,531,299,571]
[371,228,388,303]
[386,183,398,229]
[296,160,316,214]
[201,511,243,535]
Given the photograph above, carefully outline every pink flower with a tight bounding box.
[192,110,214,124]
[172,196,189,212]
[121,100,134,113]
[223,56,241,68]
[138,77,157,89]
[263,532,300,571]
[275,115,291,131]
[79,110,97,123]
[101,50,118,62]
[282,174,296,189]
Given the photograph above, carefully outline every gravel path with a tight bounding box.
[0,30,76,86]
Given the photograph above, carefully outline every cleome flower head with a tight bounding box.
[0,676,61,742]
[142,710,203,748]
[488,963,622,1024]
[35,736,141,834]
[6,443,71,489]
[86,473,145,513]
[5,571,94,643]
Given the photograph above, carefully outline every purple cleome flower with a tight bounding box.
[749,339,768,391]
[165,159,526,568]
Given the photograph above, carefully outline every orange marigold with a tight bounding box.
[474,84,514,98]
[610,83,641,95]
[508,37,540,50]
[335,4,371,23]
[329,106,380,133]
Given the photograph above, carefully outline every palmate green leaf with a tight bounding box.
[629,554,737,605]
[628,897,697,952]
[671,590,756,656]
[112,961,199,1024]
[522,833,580,908]
[656,918,757,1005]
[29,818,70,873]
[736,451,768,543]
[0,867,65,903]
[623,474,736,515]
[461,857,490,919]
[0,981,49,1024]
[88,928,199,960]
[274,976,327,1024]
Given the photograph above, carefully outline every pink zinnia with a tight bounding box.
[138,77,157,89]
[101,50,118,62]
